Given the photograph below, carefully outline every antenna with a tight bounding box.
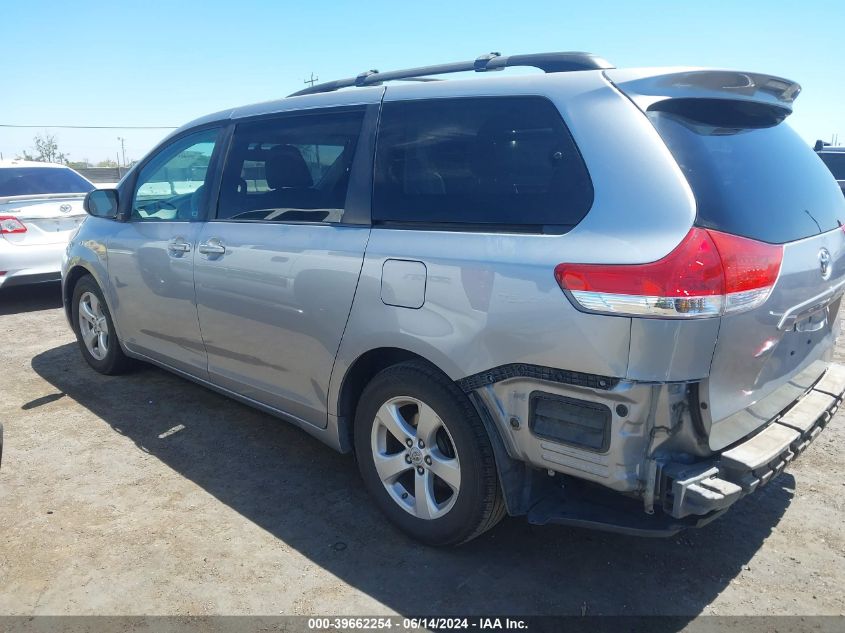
[304,73,319,88]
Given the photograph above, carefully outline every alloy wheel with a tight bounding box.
[78,291,109,361]
[370,396,461,520]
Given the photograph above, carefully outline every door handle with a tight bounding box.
[198,238,226,256]
[167,237,192,256]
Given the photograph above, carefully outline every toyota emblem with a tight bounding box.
[818,248,832,281]
[59,204,72,213]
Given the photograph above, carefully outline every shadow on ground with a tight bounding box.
[32,342,793,618]
[0,282,63,316]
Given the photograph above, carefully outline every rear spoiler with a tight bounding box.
[605,67,801,116]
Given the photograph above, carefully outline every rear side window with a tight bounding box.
[216,108,364,224]
[373,97,593,231]
[649,109,845,244]
[0,167,93,197]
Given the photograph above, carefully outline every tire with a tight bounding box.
[354,360,506,545]
[71,275,133,375]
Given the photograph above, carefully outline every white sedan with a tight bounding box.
[0,160,95,288]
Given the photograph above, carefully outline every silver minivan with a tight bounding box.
[64,52,845,545]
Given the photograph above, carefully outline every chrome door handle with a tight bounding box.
[167,238,192,255]
[198,239,226,256]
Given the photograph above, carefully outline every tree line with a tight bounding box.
[16,132,133,169]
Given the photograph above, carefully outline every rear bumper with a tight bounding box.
[469,362,842,536]
[662,364,844,520]
[0,240,66,288]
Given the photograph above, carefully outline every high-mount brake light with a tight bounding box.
[0,216,27,234]
[554,228,783,318]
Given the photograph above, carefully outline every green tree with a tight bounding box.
[19,132,69,164]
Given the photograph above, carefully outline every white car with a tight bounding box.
[0,160,94,288]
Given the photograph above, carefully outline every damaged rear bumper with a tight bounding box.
[468,362,842,536]
[662,364,845,521]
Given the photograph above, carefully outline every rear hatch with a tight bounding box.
[608,69,845,450]
[0,195,87,245]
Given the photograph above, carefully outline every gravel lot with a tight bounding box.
[1,282,843,617]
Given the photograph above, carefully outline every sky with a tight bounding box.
[2,0,844,164]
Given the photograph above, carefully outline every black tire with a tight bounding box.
[71,275,133,375]
[354,360,506,545]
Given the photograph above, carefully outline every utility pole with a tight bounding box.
[303,73,322,170]
[301,74,323,169]
[117,137,127,169]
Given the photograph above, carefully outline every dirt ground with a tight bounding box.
[0,282,843,618]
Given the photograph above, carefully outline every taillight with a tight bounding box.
[709,230,784,314]
[0,216,27,234]
[554,228,783,318]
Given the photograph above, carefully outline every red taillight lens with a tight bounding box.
[709,230,783,313]
[555,228,783,318]
[557,229,725,296]
[709,230,782,289]
[0,216,27,234]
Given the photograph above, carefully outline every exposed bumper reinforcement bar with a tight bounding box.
[526,478,727,537]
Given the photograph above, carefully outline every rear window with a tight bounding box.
[373,97,593,231]
[0,166,94,197]
[649,110,845,244]
[819,152,845,180]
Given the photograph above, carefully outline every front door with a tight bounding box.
[108,128,221,376]
[193,107,371,427]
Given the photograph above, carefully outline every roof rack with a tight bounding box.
[288,51,613,97]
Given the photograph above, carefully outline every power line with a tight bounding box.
[0,124,177,129]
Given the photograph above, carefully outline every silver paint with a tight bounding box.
[107,220,208,376]
[193,222,370,428]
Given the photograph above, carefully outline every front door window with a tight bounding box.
[131,129,219,221]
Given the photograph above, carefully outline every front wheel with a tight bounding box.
[354,361,505,545]
[71,275,133,375]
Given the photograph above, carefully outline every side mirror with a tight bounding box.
[84,189,119,219]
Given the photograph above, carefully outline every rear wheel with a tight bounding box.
[354,361,505,545]
[71,275,133,375]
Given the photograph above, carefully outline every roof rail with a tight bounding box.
[288,51,613,97]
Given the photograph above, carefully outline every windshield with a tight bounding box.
[0,167,94,197]
[819,153,845,180]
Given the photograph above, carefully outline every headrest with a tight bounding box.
[265,145,313,189]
